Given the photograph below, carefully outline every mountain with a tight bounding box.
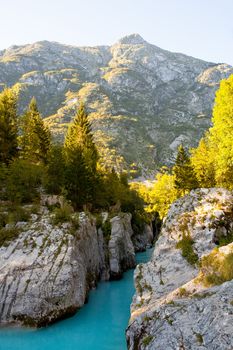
[0,34,232,175]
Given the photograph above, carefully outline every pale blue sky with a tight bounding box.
[1,0,233,64]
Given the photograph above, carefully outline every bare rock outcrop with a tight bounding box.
[126,188,233,350]
[0,207,153,327]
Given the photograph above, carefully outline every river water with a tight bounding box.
[0,248,153,350]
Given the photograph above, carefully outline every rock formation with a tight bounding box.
[127,188,233,349]
[0,205,153,327]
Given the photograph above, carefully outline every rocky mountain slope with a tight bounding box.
[0,198,153,327]
[0,34,232,173]
[126,188,233,349]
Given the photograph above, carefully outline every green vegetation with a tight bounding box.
[173,145,198,195]
[176,233,199,266]
[142,335,153,346]
[0,89,146,241]
[52,203,73,225]
[178,287,189,297]
[191,74,233,189]
[19,97,51,164]
[5,159,43,203]
[131,74,233,221]
[0,88,18,164]
[0,226,20,247]
[218,231,233,247]
[199,248,233,286]
[195,333,203,344]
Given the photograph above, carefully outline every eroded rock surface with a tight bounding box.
[0,207,152,327]
[127,188,233,350]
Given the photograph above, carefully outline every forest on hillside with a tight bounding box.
[0,74,232,245]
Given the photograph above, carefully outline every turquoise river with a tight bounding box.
[0,248,153,350]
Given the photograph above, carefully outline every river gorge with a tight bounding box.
[0,249,154,350]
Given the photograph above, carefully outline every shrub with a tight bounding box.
[176,233,198,265]
[142,335,153,346]
[200,249,233,286]
[0,211,8,228]
[102,219,111,240]
[178,287,189,297]
[7,206,30,224]
[52,203,73,225]
[0,226,20,247]
[218,230,233,247]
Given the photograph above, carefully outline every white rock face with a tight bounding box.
[0,209,153,327]
[109,214,136,279]
[0,212,101,326]
[126,188,233,349]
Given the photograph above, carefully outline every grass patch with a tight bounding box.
[176,233,198,265]
[195,333,203,344]
[52,203,73,225]
[218,231,233,247]
[7,206,30,224]
[142,335,153,346]
[178,287,189,297]
[199,248,233,286]
[0,226,20,247]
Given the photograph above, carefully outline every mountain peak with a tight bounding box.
[116,34,146,45]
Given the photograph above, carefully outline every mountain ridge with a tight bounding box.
[0,34,232,174]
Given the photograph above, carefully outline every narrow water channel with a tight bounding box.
[0,248,153,350]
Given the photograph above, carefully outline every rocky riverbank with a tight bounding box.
[127,188,233,350]
[0,202,153,327]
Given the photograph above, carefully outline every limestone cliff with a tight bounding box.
[126,188,233,349]
[0,206,153,327]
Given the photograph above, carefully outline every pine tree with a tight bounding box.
[173,145,198,194]
[45,144,66,194]
[64,148,89,208]
[64,103,98,171]
[64,103,99,208]
[0,88,18,164]
[19,97,51,164]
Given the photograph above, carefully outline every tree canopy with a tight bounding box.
[0,88,18,164]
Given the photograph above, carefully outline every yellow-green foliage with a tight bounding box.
[211,74,233,188]
[130,173,180,219]
[191,136,216,188]
[200,247,233,286]
[191,74,233,190]
[149,173,180,219]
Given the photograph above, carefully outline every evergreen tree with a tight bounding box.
[64,103,98,208]
[173,144,198,194]
[64,103,98,171]
[64,148,89,208]
[44,144,66,194]
[0,88,18,164]
[19,97,51,164]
